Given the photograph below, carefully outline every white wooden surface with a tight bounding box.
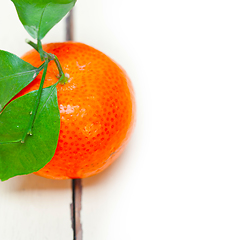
[1,0,240,240]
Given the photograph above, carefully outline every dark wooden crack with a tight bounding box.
[72,179,83,240]
[66,9,74,42]
[66,9,83,240]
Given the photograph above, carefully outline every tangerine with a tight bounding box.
[18,42,135,179]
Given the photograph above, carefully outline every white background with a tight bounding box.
[1,0,240,239]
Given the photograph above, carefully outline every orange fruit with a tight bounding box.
[18,42,135,179]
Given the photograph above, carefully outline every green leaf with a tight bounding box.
[11,0,76,39]
[0,85,60,181]
[0,50,42,112]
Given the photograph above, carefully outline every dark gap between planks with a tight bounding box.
[66,9,83,240]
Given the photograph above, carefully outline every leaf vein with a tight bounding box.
[38,3,51,39]
[0,69,38,81]
[36,86,57,119]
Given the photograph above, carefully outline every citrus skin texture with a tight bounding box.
[19,42,135,179]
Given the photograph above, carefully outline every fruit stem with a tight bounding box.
[26,39,69,84]
[21,60,49,143]
[47,53,63,74]
[48,53,69,84]
[37,62,46,72]
[38,39,45,61]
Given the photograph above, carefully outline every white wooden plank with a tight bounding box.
[0,175,72,240]
[0,2,73,240]
[75,0,240,239]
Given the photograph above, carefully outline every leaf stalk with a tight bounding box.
[21,60,49,143]
[26,39,68,84]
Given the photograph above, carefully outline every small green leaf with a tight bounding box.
[11,0,76,39]
[0,50,42,112]
[0,85,60,181]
